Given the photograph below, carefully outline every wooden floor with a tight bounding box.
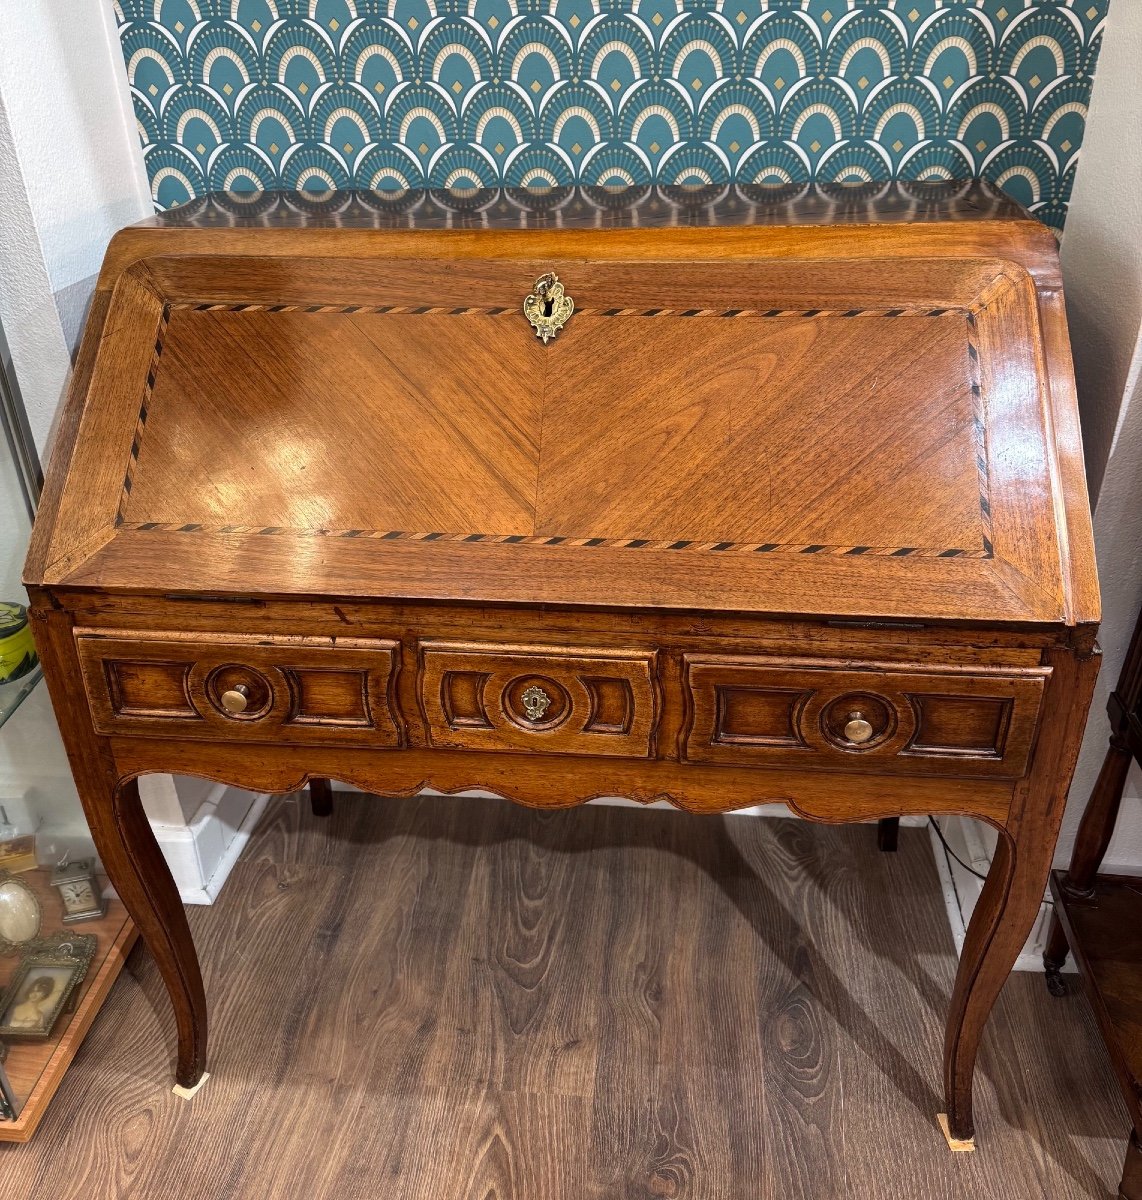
[1,794,1128,1199]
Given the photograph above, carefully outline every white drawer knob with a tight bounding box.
[221,684,250,714]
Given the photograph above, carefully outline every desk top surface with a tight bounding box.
[139,180,1026,231]
[27,186,1097,629]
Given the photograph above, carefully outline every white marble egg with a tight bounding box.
[0,877,40,946]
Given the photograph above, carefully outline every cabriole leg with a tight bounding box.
[92,776,208,1088]
[941,646,1099,1144]
[32,606,209,1090]
[942,829,1055,1142]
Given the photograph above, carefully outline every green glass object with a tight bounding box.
[0,603,37,686]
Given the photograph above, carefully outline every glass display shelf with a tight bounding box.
[0,318,137,1139]
[0,667,43,734]
[0,871,136,1140]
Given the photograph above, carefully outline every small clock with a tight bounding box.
[49,860,107,924]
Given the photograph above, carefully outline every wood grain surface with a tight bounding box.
[0,794,1125,1199]
[27,198,1096,628]
[22,187,1102,1146]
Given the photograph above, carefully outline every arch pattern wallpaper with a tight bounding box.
[114,0,1109,232]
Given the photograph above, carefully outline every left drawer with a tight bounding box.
[74,629,402,746]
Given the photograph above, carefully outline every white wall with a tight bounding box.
[1056,0,1142,869]
[0,87,71,467]
[0,5,151,352]
[0,2,151,451]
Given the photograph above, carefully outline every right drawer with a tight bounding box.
[681,655,1049,779]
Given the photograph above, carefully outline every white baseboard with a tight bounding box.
[927,814,1072,974]
[344,783,928,827]
[151,784,271,905]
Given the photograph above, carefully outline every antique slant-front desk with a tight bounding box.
[24,183,1099,1148]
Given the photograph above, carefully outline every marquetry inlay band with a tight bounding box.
[161,300,978,321]
[114,302,992,559]
[113,524,996,559]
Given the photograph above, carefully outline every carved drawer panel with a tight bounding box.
[682,655,1049,779]
[418,642,658,758]
[75,630,402,746]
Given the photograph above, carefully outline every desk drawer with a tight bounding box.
[75,630,402,746]
[417,641,658,758]
[681,655,1048,779]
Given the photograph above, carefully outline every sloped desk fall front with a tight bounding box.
[23,184,1099,1148]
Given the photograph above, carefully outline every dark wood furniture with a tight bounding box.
[23,182,1100,1148]
[1046,601,1142,1197]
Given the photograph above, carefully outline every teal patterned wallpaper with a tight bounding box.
[114,0,1108,232]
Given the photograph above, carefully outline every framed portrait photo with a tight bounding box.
[0,934,96,1042]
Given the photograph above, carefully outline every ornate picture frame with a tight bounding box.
[0,933,96,1041]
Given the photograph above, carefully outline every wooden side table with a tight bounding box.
[1046,601,1142,1198]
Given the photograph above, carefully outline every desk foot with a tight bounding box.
[937,1113,976,1153]
[172,1071,210,1100]
[1043,911,1071,996]
[1043,958,1067,997]
[943,644,1098,1145]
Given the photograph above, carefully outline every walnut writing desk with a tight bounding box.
[24,183,1099,1148]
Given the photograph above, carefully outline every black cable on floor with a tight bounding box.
[928,816,988,880]
[927,816,1053,908]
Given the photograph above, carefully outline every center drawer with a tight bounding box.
[681,654,1049,779]
[417,641,659,758]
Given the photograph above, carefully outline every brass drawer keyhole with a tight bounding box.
[521,684,552,722]
[524,272,574,343]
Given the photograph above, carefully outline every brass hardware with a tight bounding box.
[523,271,574,343]
[520,684,552,722]
[844,712,875,744]
[221,683,251,714]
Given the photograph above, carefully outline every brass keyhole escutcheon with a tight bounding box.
[521,684,552,722]
[524,272,574,343]
[844,712,874,744]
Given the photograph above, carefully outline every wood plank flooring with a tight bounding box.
[0,794,1128,1199]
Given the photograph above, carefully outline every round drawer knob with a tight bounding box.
[844,713,874,744]
[220,683,251,714]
